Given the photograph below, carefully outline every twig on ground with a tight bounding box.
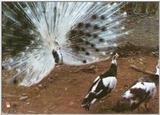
[130,65,155,76]
[2,93,17,98]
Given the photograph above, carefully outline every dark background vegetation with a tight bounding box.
[124,2,158,15]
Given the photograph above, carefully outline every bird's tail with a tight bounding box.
[81,92,96,110]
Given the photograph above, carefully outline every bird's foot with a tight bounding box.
[144,107,152,113]
[81,104,90,111]
[144,102,152,113]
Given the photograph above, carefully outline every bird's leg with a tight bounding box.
[133,106,140,113]
[141,103,147,113]
[136,106,141,112]
[144,101,150,112]
[136,103,144,112]
[98,93,111,104]
[144,102,148,110]
[85,104,90,111]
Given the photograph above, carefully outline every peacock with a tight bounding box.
[2,2,129,87]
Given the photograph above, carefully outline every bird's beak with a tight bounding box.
[115,53,119,59]
[156,60,160,69]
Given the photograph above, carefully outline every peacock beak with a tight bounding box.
[52,48,63,64]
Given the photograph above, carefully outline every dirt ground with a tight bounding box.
[2,53,159,114]
[2,15,159,114]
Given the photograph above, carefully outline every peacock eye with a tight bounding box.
[82,60,87,63]
[77,22,84,28]
[93,34,98,38]
[91,14,97,20]
[85,52,90,55]
[85,41,90,45]
[99,38,104,42]
[13,78,18,84]
[101,26,106,31]
[95,48,100,52]
[93,24,100,30]
[100,15,105,20]
[90,44,95,48]
[85,23,91,28]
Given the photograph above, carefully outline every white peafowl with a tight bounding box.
[81,53,119,110]
[114,63,159,112]
[2,2,129,87]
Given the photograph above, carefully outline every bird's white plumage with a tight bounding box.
[130,99,138,104]
[93,76,100,83]
[6,48,56,86]
[91,98,97,104]
[90,76,117,93]
[91,79,101,92]
[111,59,117,65]
[102,77,117,89]
[96,89,103,95]
[123,90,133,99]
[155,65,160,75]
[123,82,157,99]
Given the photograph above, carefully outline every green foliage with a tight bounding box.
[124,2,159,15]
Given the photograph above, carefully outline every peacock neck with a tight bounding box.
[52,50,63,64]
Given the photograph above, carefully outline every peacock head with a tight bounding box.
[111,52,119,65]
[52,41,63,64]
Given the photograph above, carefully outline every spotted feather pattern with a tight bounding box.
[2,2,128,86]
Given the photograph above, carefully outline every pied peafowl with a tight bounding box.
[2,2,129,86]
[81,53,119,110]
[114,63,159,112]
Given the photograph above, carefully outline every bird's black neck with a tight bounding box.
[153,75,159,85]
[101,63,117,78]
[109,57,118,77]
[147,74,159,85]
[109,63,117,77]
[153,67,159,85]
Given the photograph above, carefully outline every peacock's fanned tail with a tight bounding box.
[2,2,129,86]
